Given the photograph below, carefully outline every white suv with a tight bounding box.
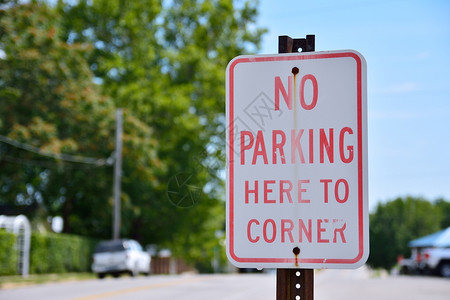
[92,239,151,278]
[419,247,450,277]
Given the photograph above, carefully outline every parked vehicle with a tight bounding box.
[399,227,450,277]
[92,239,151,278]
[418,247,450,277]
[398,256,416,275]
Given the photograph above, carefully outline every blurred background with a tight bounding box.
[1,0,449,287]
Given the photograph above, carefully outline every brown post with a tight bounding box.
[276,269,314,300]
[276,35,315,300]
[278,35,315,53]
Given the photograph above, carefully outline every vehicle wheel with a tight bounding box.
[440,262,450,277]
[97,273,106,279]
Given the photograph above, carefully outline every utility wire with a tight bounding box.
[0,134,114,166]
[1,154,107,170]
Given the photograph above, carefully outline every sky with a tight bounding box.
[255,0,450,211]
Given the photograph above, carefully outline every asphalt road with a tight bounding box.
[1,267,449,300]
[315,267,450,300]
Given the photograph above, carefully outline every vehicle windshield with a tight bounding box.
[94,241,127,253]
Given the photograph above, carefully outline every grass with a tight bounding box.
[0,273,96,289]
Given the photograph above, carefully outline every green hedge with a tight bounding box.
[0,230,18,276]
[29,233,97,274]
[0,231,97,275]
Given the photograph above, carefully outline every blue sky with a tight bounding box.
[256,0,450,211]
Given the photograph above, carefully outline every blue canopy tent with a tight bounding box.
[408,227,450,248]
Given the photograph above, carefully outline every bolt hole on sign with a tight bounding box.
[225,51,368,269]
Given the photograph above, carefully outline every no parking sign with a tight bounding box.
[225,51,368,269]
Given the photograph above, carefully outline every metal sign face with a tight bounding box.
[225,51,368,269]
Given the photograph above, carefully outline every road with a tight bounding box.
[315,267,450,300]
[1,268,449,300]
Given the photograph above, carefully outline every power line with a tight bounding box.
[0,134,113,166]
[1,154,107,170]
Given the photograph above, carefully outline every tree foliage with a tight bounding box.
[368,196,450,270]
[0,0,265,270]
[55,0,265,266]
[1,0,112,233]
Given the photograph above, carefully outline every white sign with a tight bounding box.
[225,51,368,269]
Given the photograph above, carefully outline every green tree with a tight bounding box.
[435,198,450,228]
[368,196,443,270]
[56,0,265,267]
[0,0,114,228]
[1,0,265,270]
[0,1,162,238]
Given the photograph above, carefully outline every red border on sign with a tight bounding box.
[227,52,366,265]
